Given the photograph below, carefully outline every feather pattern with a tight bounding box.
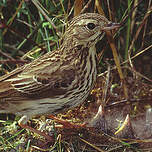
[0,13,119,122]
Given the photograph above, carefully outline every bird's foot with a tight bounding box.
[18,116,53,141]
[48,115,86,129]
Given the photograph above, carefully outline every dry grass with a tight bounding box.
[0,0,152,151]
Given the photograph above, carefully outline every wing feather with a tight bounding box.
[0,48,77,98]
[10,67,76,96]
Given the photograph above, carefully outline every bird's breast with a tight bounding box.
[60,45,97,108]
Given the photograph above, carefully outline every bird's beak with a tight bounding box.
[103,22,120,31]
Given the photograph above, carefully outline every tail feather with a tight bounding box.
[0,80,27,114]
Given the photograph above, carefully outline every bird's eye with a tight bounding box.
[86,23,96,30]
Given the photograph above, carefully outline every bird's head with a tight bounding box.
[63,13,120,46]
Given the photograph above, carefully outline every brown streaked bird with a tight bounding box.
[0,13,119,129]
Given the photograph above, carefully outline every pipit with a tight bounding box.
[0,13,119,138]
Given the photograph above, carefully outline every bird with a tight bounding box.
[0,13,119,135]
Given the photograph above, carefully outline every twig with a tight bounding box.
[0,59,29,64]
[0,49,15,60]
[80,0,93,14]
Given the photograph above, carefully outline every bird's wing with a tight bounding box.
[10,66,76,98]
[3,51,76,98]
[0,65,25,98]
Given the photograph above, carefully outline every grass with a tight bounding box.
[0,0,152,151]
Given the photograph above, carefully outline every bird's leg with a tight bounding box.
[18,115,53,141]
[48,115,86,129]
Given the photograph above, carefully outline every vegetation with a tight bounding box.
[0,0,152,151]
